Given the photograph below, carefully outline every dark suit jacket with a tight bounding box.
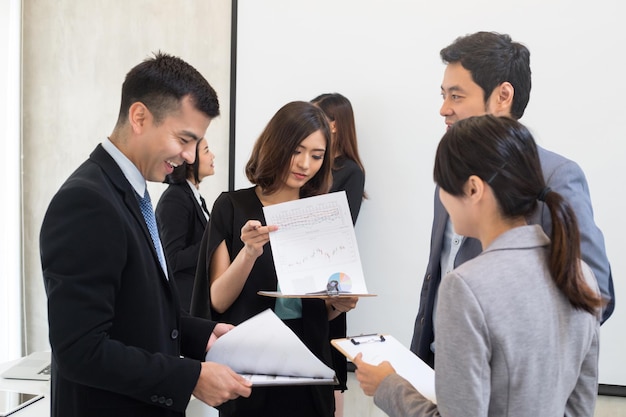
[40,144,217,417]
[330,156,365,224]
[410,145,615,368]
[156,182,208,312]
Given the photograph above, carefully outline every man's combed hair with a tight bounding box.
[117,51,220,125]
[440,32,531,120]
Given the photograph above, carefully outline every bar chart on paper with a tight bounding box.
[262,191,369,295]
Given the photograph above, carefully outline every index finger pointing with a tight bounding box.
[255,224,279,234]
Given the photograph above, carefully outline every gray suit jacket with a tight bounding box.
[410,145,613,368]
[377,226,600,417]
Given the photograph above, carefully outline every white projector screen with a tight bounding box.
[233,0,626,387]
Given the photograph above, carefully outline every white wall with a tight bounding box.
[0,0,23,362]
[21,0,232,357]
[234,0,626,386]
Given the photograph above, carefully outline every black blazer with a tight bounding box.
[156,182,208,312]
[40,144,216,417]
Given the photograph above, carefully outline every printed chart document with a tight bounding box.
[205,309,337,386]
[260,191,373,298]
[332,334,436,403]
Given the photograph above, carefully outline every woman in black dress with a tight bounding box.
[191,101,358,417]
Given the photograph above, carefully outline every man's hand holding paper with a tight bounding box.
[205,309,337,386]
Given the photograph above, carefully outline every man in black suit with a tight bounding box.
[40,52,251,417]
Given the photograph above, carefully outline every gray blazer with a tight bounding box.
[411,145,613,368]
[376,225,600,417]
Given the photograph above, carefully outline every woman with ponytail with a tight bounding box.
[353,115,603,417]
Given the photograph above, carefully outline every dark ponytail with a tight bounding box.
[540,190,602,314]
[434,115,603,314]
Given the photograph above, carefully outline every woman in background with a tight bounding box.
[191,101,358,417]
[311,93,366,223]
[156,137,214,312]
[354,115,602,417]
[312,92,366,416]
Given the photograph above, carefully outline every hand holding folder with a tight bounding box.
[205,309,337,386]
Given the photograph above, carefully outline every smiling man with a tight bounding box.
[40,52,251,417]
[410,31,615,369]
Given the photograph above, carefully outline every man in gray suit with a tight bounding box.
[410,31,614,369]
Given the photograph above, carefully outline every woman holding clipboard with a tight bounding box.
[353,115,602,417]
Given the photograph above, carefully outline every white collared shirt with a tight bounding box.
[101,138,168,278]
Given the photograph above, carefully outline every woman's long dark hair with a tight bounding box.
[312,93,367,199]
[245,101,332,198]
[434,115,602,314]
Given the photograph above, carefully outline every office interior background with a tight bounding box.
[1,0,624,415]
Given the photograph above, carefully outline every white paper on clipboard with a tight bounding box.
[262,191,370,296]
[332,334,437,403]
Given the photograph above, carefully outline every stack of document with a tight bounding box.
[206,309,337,386]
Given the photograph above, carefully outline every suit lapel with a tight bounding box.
[182,182,208,228]
[432,186,482,268]
[89,144,172,285]
[194,195,208,228]
[429,187,449,271]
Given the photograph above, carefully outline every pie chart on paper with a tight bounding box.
[328,272,352,291]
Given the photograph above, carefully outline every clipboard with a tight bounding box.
[262,192,371,296]
[332,334,437,403]
[258,290,376,299]
[258,278,376,299]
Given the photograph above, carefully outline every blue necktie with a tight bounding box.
[136,190,168,277]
